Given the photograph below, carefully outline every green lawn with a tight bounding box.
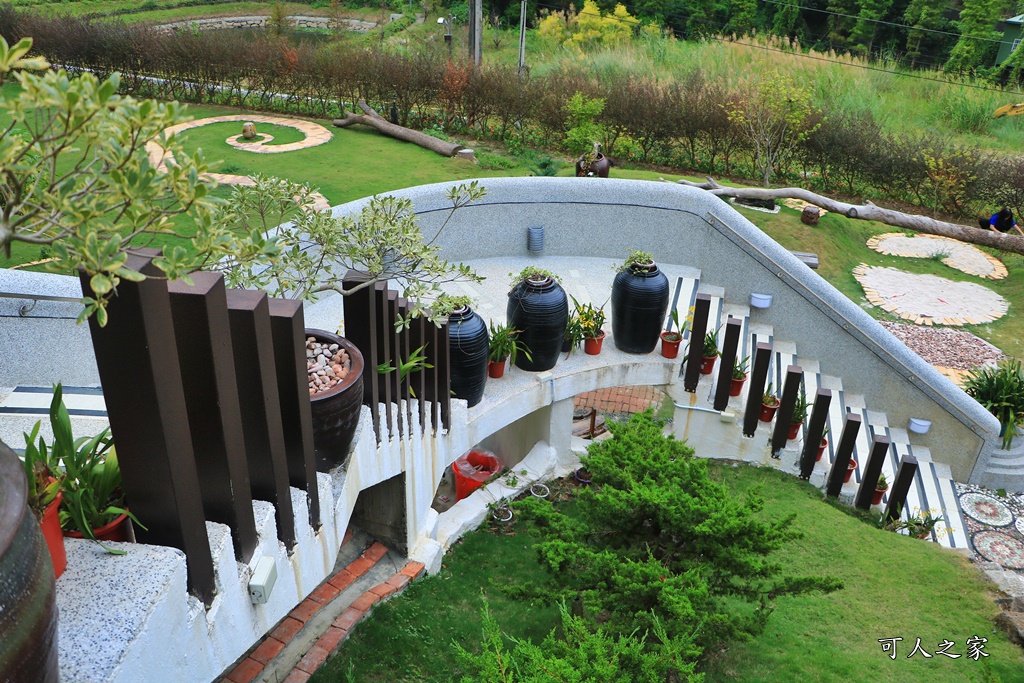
[312,462,1024,682]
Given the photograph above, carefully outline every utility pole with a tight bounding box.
[468,0,482,66]
[518,0,527,74]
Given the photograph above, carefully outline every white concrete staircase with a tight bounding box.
[666,277,969,551]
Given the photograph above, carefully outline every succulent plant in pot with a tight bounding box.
[760,383,780,422]
[659,309,684,359]
[700,329,720,375]
[729,356,749,397]
[872,472,889,505]
[787,393,810,440]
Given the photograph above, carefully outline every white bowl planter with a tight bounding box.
[908,418,931,434]
[750,293,773,309]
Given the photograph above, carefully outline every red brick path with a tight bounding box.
[574,385,662,415]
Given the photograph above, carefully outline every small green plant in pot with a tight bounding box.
[563,314,586,357]
[488,322,531,378]
[964,359,1024,450]
[660,309,684,358]
[787,393,810,440]
[760,383,780,422]
[729,356,749,396]
[872,473,889,505]
[699,329,720,374]
[570,295,607,355]
[22,414,66,577]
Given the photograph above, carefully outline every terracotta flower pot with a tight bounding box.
[40,492,66,580]
[843,459,858,484]
[660,333,681,358]
[584,331,605,355]
[729,376,746,397]
[872,487,887,505]
[816,437,828,461]
[759,402,779,422]
[488,359,506,378]
[700,355,718,375]
[787,421,801,440]
[65,512,130,543]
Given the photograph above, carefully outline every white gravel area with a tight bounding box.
[879,321,1004,370]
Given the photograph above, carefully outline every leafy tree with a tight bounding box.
[563,91,606,156]
[0,37,274,326]
[944,0,1004,73]
[726,71,822,187]
[516,412,842,667]
[727,0,759,37]
[904,0,950,68]
[771,1,803,43]
[850,0,894,53]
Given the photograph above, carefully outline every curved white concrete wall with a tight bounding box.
[329,177,1002,483]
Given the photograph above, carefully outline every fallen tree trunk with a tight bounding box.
[678,177,1024,256]
[333,101,464,158]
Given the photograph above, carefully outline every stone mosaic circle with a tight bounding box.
[853,265,1008,326]
[960,492,1014,526]
[972,531,1024,569]
[867,233,1007,280]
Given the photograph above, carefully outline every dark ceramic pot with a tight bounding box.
[611,264,670,354]
[575,153,611,177]
[447,307,489,407]
[307,329,365,470]
[507,277,568,372]
[0,442,59,683]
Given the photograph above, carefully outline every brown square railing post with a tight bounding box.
[742,342,773,437]
[408,313,429,431]
[771,366,803,457]
[883,454,919,525]
[437,321,451,430]
[268,298,321,530]
[80,252,215,603]
[825,412,862,497]
[799,388,832,479]
[389,291,405,437]
[855,435,891,510]
[167,272,258,563]
[226,290,296,549]
[419,318,443,433]
[713,317,742,411]
[341,271,380,439]
[683,294,711,393]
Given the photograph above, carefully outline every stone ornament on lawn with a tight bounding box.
[242,122,257,139]
[801,205,820,225]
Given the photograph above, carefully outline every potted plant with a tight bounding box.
[963,360,1024,450]
[507,266,568,372]
[435,294,488,407]
[872,473,889,505]
[611,249,670,354]
[488,322,532,378]
[700,329,720,375]
[843,458,858,484]
[659,310,684,359]
[562,314,586,357]
[22,415,66,579]
[816,427,830,461]
[787,394,809,440]
[760,384,780,422]
[306,329,365,470]
[571,295,607,355]
[730,356,749,397]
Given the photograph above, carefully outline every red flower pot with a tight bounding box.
[729,376,746,397]
[700,355,718,375]
[872,487,887,505]
[584,331,605,355]
[488,359,506,378]
[40,492,66,580]
[660,333,681,359]
[759,402,779,422]
[816,437,828,461]
[65,512,130,543]
[843,459,858,484]
[787,421,801,440]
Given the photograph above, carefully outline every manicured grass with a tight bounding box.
[311,463,1024,682]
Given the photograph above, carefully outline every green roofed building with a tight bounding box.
[997,14,1024,64]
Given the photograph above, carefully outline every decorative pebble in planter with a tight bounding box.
[611,254,670,354]
[446,306,489,407]
[306,329,365,470]
[507,270,568,372]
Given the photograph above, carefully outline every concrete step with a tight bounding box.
[0,385,109,451]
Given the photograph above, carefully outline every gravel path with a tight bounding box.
[879,321,1003,370]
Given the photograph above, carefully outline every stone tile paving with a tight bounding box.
[145,114,333,210]
[956,482,1024,572]
[867,233,1008,280]
[574,386,663,417]
[854,265,1009,326]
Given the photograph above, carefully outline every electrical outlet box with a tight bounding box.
[249,557,277,605]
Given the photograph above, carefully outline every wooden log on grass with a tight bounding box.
[678,177,1024,256]
[333,100,464,158]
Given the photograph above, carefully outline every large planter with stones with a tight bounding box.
[0,441,59,683]
[447,306,489,407]
[611,262,670,354]
[307,329,365,470]
[507,276,568,372]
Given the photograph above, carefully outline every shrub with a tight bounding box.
[964,360,1024,450]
